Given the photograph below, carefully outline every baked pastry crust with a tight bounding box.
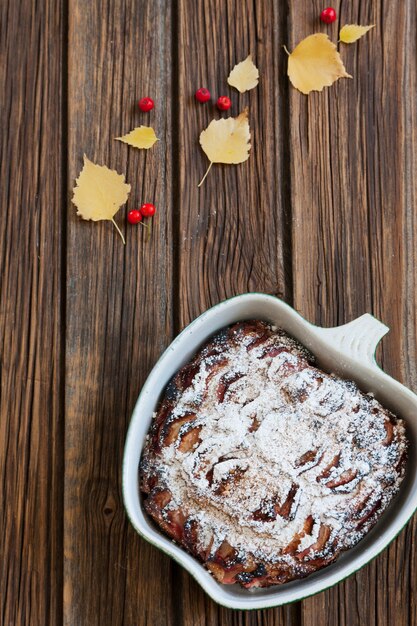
[140,321,407,588]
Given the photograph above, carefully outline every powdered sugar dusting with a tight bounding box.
[141,321,407,578]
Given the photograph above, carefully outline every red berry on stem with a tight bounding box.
[320,7,337,23]
[195,87,211,103]
[216,96,231,111]
[127,209,143,224]
[138,97,154,112]
[140,203,156,217]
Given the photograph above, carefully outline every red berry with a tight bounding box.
[195,87,211,103]
[127,209,143,224]
[140,203,156,217]
[216,96,231,111]
[138,97,154,112]
[320,7,337,23]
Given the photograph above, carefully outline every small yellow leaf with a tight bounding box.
[72,155,131,243]
[198,108,251,186]
[287,34,352,95]
[227,55,259,93]
[340,24,375,44]
[116,126,159,149]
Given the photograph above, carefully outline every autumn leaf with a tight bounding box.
[198,108,251,186]
[227,55,259,93]
[286,34,352,95]
[72,155,131,243]
[116,126,159,149]
[339,24,375,44]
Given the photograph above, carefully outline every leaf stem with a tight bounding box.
[283,45,290,56]
[197,161,213,187]
[111,218,126,244]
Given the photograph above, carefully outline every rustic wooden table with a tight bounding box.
[2,0,417,624]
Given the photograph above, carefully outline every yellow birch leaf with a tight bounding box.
[287,34,352,95]
[72,155,131,243]
[115,126,159,149]
[227,54,259,93]
[198,108,251,186]
[339,24,375,44]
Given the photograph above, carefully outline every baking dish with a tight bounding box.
[122,293,417,610]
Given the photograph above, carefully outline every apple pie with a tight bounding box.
[140,320,407,588]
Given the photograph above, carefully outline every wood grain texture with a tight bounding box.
[65,1,174,624]
[287,1,417,625]
[0,1,65,624]
[2,0,417,623]
[176,0,292,328]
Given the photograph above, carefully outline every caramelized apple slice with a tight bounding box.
[205,466,214,485]
[356,498,382,529]
[382,419,394,446]
[206,540,248,584]
[166,509,187,542]
[161,413,196,447]
[183,518,198,551]
[236,563,268,588]
[352,492,372,517]
[143,488,172,526]
[216,540,236,562]
[395,449,407,474]
[325,468,357,489]
[246,333,270,351]
[145,490,187,544]
[252,502,276,522]
[178,426,202,452]
[248,414,261,433]
[217,372,244,402]
[258,345,286,359]
[174,361,200,392]
[275,483,298,519]
[151,401,174,452]
[241,559,304,588]
[229,321,268,348]
[296,450,317,467]
[283,515,314,555]
[150,488,172,509]
[253,484,298,522]
[316,453,341,482]
[206,561,245,584]
[205,358,228,385]
[214,466,247,496]
[296,524,331,560]
[140,471,158,494]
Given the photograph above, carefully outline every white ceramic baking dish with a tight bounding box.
[123,293,417,610]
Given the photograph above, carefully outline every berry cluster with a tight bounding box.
[127,203,156,225]
[195,88,231,111]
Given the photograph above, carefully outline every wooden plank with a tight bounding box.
[287,1,417,625]
[176,578,300,626]
[176,0,292,326]
[175,1,298,624]
[0,1,65,625]
[65,1,174,624]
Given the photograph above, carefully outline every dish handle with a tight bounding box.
[313,314,389,369]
